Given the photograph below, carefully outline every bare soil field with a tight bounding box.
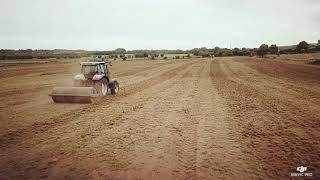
[0,56,319,179]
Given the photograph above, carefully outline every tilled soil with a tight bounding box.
[0,57,319,179]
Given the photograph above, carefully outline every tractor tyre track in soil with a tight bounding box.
[211,58,320,179]
[0,60,195,148]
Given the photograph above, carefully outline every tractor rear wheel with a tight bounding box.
[94,78,108,96]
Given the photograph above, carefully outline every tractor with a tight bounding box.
[49,60,119,103]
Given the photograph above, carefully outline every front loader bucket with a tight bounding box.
[49,87,99,103]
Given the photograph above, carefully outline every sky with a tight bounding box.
[0,0,319,50]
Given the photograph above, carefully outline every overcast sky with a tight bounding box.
[0,0,319,50]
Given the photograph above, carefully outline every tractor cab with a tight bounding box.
[80,62,108,79]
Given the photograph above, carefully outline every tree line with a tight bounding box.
[1,40,319,60]
[0,49,87,60]
[96,40,320,60]
[256,40,320,58]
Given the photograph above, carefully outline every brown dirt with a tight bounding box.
[0,57,319,179]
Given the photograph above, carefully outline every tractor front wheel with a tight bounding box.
[110,81,119,95]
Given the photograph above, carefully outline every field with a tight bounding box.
[0,55,319,179]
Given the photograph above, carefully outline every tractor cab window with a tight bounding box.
[103,64,107,74]
[81,65,97,75]
[97,64,105,74]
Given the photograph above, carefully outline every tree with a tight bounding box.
[318,40,320,44]
[200,47,207,51]
[160,54,164,57]
[120,54,127,60]
[200,52,210,58]
[232,48,240,56]
[191,48,201,56]
[149,51,158,59]
[269,44,279,54]
[115,48,126,54]
[296,41,309,53]
[257,44,269,58]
